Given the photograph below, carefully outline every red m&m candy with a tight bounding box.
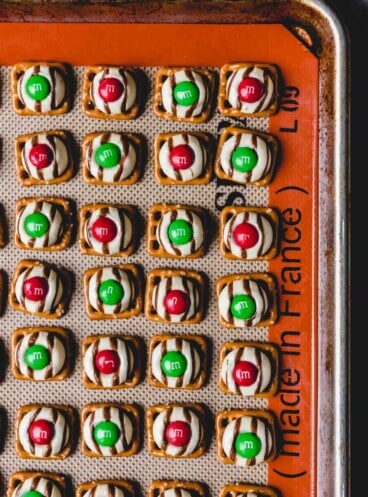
[165,420,191,446]
[29,144,54,169]
[98,77,124,103]
[91,217,117,243]
[164,290,189,315]
[233,222,259,249]
[23,277,49,301]
[169,144,195,170]
[232,360,259,386]
[95,350,120,374]
[29,419,54,445]
[238,77,265,103]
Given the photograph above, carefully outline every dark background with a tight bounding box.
[324,0,365,495]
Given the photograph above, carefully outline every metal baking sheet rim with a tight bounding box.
[0,1,350,497]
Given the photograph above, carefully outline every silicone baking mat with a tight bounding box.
[0,23,318,497]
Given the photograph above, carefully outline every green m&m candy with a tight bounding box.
[25,74,51,101]
[230,294,256,320]
[173,81,199,106]
[23,491,44,497]
[161,351,187,377]
[235,432,262,459]
[231,147,258,173]
[24,344,50,371]
[168,219,193,245]
[98,280,124,305]
[93,420,120,447]
[24,212,50,238]
[95,143,121,168]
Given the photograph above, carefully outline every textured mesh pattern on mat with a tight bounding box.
[0,66,272,492]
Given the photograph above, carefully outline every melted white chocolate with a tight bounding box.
[16,200,64,248]
[152,406,203,456]
[223,211,274,259]
[18,406,70,457]
[226,66,275,114]
[219,132,272,184]
[220,346,272,395]
[14,264,64,314]
[222,415,273,466]
[157,209,204,256]
[159,133,206,182]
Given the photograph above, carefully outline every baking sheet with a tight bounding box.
[0,6,349,497]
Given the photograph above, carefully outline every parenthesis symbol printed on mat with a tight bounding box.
[274,185,309,195]
[272,468,308,478]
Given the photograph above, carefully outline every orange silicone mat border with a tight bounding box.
[0,22,319,497]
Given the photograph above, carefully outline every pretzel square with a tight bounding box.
[11,326,70,381]
[82,65,142,120]
[82,132,145,185]
[11,61,71,116]
[8,259,73,319]
[149,480,206,497]
[154,132,214,185]
[215,272,278,328]
[219,341,280,397]
[8,471,67,497]
[15,404,75,460]
[219,205,280,260]
[153,67,215,123]
[77,480,135,497]
[214,127,279,186]
[216,409,278,466]
[14,197,74,251]
[146,403,207,458]
[148,334,208,390]
[15,130,74,186]
[83,264,143,319]
[79,204,137,256]
[218,62,279,117]
[145,268,205,324]
[80,402,140,457]
[82,334,143,389]
[146,204,208,259]
[220,483,281,497]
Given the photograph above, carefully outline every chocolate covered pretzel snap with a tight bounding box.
[15,197,73,251]
[149,480,206,497]
[8,471,66,497]
[83,264,142,319]
[12,62,71,115]
[215,273,278,328]
[147,204,207,258]
[219,341,279,397]
[15,404,74,459]
[220,206,280,260]
[147,403,206,458]
[82,65,142,119]
[82,335,142,389]
[218,62,279,117]
[148,334,207,389]
[81,402,140,457]
[82,131,144,185]
[9,259,72,319]
[77,480,135,497]
[153,67,215,123]
[215,127,279,186]
[79,204,137,256]
[11,326,70,381]
[216,409,278,466]
[15,130,74,186]
[145,268,205,324]
[220,483,281,497]
[154,132,213,185]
